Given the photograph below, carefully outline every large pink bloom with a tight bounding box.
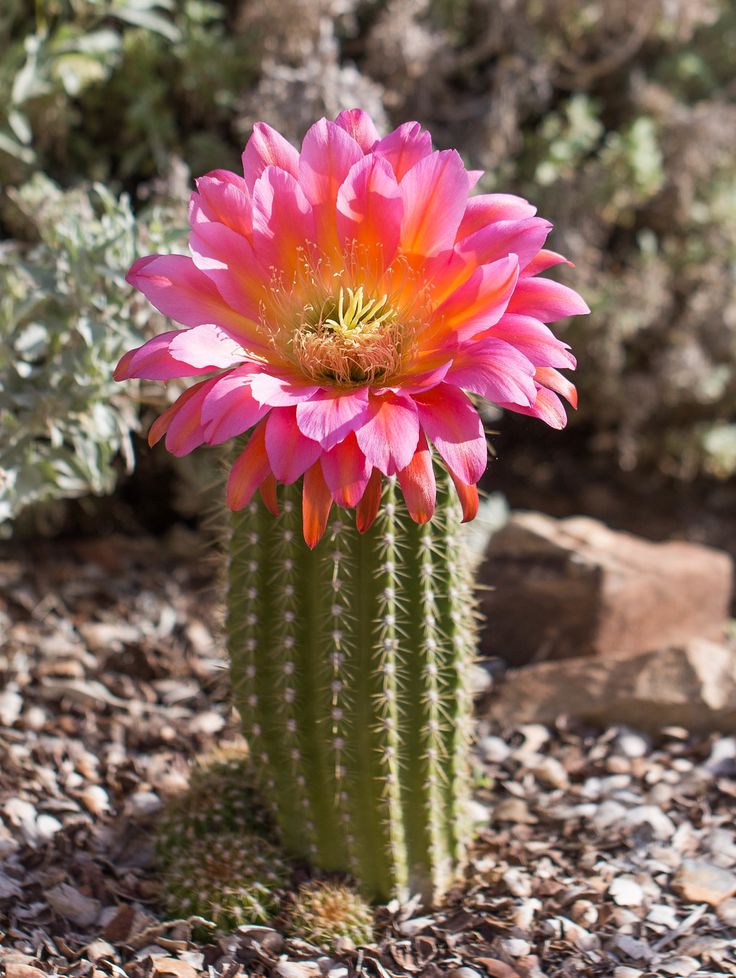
[116,109,588,546]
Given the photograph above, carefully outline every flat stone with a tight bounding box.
[609,876,644,907]
[478,513,732,665]
[488,639,736,733]
[673,859,736,906]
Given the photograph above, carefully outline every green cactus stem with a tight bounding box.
[227,469,477,904]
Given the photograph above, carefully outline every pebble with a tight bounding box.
[493,797,536,824]
[609,876,644,907]
[532,756,569,789]
[81,785,110,816]
[127,791,162,816]
[646,903,678,928]
[0,687,22,726]
[503,867,532,897]
[704,736,736,774]
[466,800,491,826]
[398,915,433,937]
[614,730,650,759]
[716,897,736,926]
[273,962,321,978]
[447,969,482,978]
[500,937,530,957]
[34,814,62,842]
[613,969,643,978]
[85,940,115,963]
[658,958,699,977]
[622,805,676,839]
[478,735,511,763]
[571,899,598,927]
[326,968,348,978]
[674,859,736,906]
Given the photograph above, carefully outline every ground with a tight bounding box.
[1,533,735,978]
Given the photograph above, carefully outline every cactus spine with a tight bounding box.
[227,469,477,904]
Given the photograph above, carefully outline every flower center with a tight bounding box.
[293,286,403,386]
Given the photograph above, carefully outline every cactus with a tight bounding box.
[285,881,375,950]
[227,467,477,904]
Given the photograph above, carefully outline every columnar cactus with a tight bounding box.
[228,469,475,902]
[115,109,585,906]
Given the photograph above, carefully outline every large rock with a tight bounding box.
[478,513,733,666]
[488,639,736,732]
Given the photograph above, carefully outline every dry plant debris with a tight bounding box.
[1,533,735,977]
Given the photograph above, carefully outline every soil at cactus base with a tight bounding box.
[1,532,735,978]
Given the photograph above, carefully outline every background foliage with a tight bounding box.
[1,0,734,531]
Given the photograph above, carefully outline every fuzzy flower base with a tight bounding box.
[115,108,587,546]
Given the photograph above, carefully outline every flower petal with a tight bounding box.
[355,393,419,476]
[148,378,213,448]
[397,431,436,524]
[506,276,590,321]
[355,468,382,533]
[265,407,322,483]
[250,372,320,407]
[414,384,487,484]
[446,338,537,406]
[296,388,369,451]
[487,314,576,369]
[334,108,380,152]
[227,421,271,510]
[534,366,578,408]
[252,166,316,278]
[321,432,371,507]
[336,154,403,271]
[302,462,333,548]
[242,122,299,192]
[259,474,280,516]
[522,249,570,278]
[456,193,537,239]
[456,216,552,271]
[126,254,263,348]
[499,384,568,429]
[299,118,363,207]
[192,170,252,236]
[373,121,433,181]
[165,377,219,457]
[448,470,479,522]
[427,254,519,343]
[201,367,269,444]
[113,329,220,381]
[169,323,247,369]
[400,150,469,257]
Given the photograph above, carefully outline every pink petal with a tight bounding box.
[227,421,272,510]
[298,118,363,207]
[355,393,419,476]
[201,367,269,444]
[506,277,590,321]
[188,220,264,325]
[250,372,320,407]
[259,475,279,517]
[456,216,552,271]
[148,379,212,448]
[522,249,570,278]
[467,169,484,189]
[302,462,333,548]
[534,367,578,408]
[242,122,299,192]
[456,193,537,239]
[373,122,433,181]
[192,170,252,237]
[449,471,479,522]
[355,468,382,533]
[334,108,380,152]
[397,431,436,524]
[114,329,218,381]
[164,377,219,457]
[488,314,576,369]
[400,150,469,257]
[414,384,487,484]
[336,154,403,270]
[265,407,322,483]
[296,388,369,451]
[321,432,371,507]
[427,254,519,343]
[168,323,246,369]
[126,254,263,346]
[446,338,537,406]
[251,166,316,278]
[499,384,568,429]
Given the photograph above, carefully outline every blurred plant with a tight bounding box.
[285,881,374,950]
[0,173,182,528]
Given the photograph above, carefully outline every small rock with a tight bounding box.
[81,785,111,816]
[613,969,643,978]
[469,662,493,696]
[716,897,736,926]
[447,969,483,978]
[4,965,46,978]
[189,710,226,735]
[47,883,101,927]
[35,813,63,842]
[500,938,530,957]
[613,935,653,961]
[493,797,536,824]
[0,687,22,726]
[646,904,679,928]
[85,940,115,963]
[531,756,569,789]
[674,859,736,906]
[466,800,491,826]
[152,958,199,978]
[398,916,433,937]
[327,968,348,978]
[503,867,532,897]
[614,730,650,759]
[609,876,644,907]
[127,791,162,816]
[622,805,675,839]
[478,735,511,763]
[273,962,321,978]
[658,958,699,977]
[571,900,598,927]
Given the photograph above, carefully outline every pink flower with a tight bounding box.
[116,109,588,546]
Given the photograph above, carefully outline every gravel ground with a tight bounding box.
[1,533,736,978]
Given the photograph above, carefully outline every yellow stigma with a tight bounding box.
[293,285,404,386]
